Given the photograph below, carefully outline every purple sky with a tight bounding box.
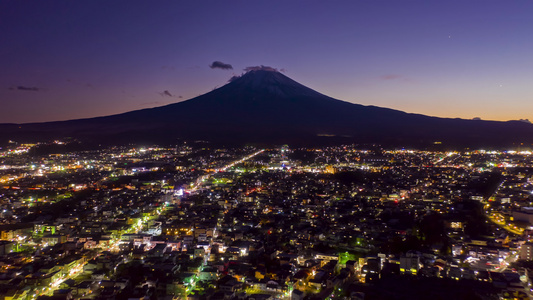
[1,0,533,123]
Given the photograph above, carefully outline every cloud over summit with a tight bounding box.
[244,65,279,72]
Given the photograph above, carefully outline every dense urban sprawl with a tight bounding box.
[1,142,533,300]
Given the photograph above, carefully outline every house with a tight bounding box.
[42,235,67,246]
[248,294,273,300]
[292,289,304,300]
[217,275,242,293]
[199,266,218,281]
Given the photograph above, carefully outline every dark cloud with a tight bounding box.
[380,74,401,80]
[9,86,43,92]
[209,61,233,70]
[244,65,279,72]
[159,90,173,97]
[157,90,183,99]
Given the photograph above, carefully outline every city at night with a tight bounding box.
[1,1,533,300]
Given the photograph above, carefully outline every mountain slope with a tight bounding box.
[1,70,532,147]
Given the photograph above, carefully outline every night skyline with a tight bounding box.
[2,0,533,123]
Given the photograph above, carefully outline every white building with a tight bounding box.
[520,243,533,261]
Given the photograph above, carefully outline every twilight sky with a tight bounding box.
[1,0,533,123]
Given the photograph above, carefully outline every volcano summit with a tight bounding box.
[1,69,533,147]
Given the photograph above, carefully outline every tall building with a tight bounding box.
[520,243,533,261]
[513,207,533,225]
[400,254,420,274]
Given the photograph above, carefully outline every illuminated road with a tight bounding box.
[40,206,164,298]
[487,212,524,235]
[188,149,264,193]
[39,149,264,297]
[184,149,266,296]
[484,180,525,236]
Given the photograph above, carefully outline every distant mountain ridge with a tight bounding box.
[1,69,533,148]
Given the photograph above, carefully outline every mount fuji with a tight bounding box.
[1,69,532,147]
